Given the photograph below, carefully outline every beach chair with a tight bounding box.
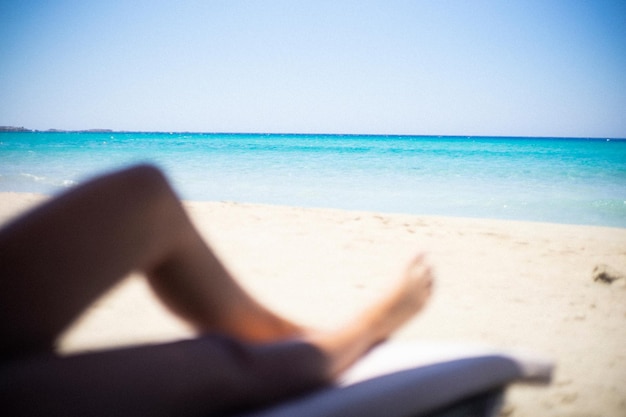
[238,341,553,417]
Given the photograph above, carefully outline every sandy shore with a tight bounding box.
[1,192,625,417]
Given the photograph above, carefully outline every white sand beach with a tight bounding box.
[1,192,625,417]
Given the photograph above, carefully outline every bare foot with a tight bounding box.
[368,252,434,342]
[306,253,434,377]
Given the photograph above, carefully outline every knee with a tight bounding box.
[123,164,168,186]
[116,164,173,199]
[91,164,180,216]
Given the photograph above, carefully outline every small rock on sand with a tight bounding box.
[592,264,626,285]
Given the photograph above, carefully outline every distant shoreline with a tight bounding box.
[0,126,114,133]
[0,127,623,141]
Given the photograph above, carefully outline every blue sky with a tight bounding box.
[1,1,625,137]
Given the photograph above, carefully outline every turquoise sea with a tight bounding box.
[1,132,625,228]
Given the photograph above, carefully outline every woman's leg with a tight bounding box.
[0,163,434,415]
[1,255,433,417]
[0,164,300,358]
[1,336,330,417]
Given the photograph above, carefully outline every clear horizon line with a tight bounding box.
[0,126,624,141]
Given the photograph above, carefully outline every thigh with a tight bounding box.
[0,165,177,358]
[0,335,329,417]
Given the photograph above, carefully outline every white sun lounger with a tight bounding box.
[238,341,554,417]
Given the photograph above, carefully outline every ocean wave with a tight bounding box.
[20,173,47,183]
[20,173,77,187]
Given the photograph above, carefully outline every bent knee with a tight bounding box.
[113,164,173,200]
[121,164,168,187]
